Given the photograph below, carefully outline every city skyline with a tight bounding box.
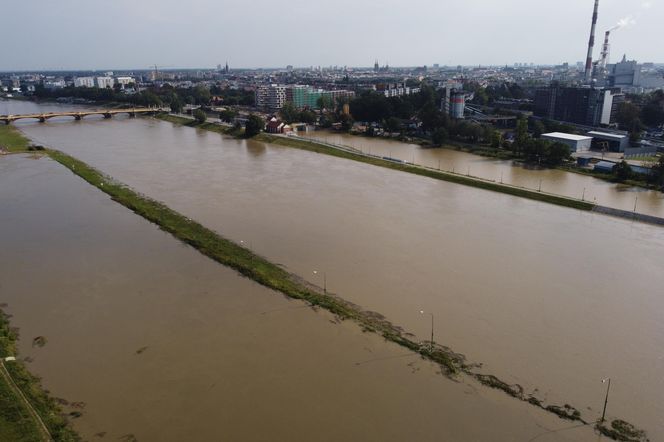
[2,0,662,71]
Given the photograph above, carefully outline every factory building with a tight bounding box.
[587,131,629,152]
[440,81,467,120]
[450,91,466,119]
[534,85,623,127]
[541,132,593,152]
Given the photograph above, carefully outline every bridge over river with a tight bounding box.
[1,107,170,124]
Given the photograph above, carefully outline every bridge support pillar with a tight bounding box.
[39,117,46,123]
[103,113,112,119]
[74,115,82,121]
[3,120,10,125]
[129,112,136,118]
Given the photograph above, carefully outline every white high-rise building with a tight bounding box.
[74,77,95,88]
[115,77,135,88]
[96,77,115,89]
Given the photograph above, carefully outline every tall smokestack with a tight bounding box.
[600,30,611,68]
[584,0,600,84]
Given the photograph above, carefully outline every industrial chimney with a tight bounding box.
[584,0,600,84]
[599,30,612,69]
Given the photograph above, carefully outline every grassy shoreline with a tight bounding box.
[153,115,588,209]
[345,130,660,191]
[0,310,79,441]
[254,133,595,211]
[0,125,31,153]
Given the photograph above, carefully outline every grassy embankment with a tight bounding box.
[154,114,243,136]
[349,130,662,191]
[254,133,594,211]
[153,115,589,209]
[0,127,79,441]
[0,124,31,153]
[0,311,79,442]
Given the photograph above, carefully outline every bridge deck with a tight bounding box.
[0,108,169,123]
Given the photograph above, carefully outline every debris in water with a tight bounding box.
[32,336,47,348]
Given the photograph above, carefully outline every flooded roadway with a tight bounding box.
[0,154,599,441]
[301,130,664,218]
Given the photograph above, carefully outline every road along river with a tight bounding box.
[301,130,664,218]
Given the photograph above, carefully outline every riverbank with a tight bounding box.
[256,133,595,211]
[155,114,664,226]
[0,125,31,153]
[0,309,79,441]
[154,113,243,136]
[346,130,659,191]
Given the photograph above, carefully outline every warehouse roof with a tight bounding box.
[587,131,628,140]
[542,132,592,141]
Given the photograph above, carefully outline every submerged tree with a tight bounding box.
[245,114,264,137]
[193,108,207,124]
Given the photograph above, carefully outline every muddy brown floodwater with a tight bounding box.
[5,100,664,437]
[302,130,664,218]
[0,154,601,441]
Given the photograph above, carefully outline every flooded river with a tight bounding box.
[3,100,664,439]
[0,155,599,441]
[301,130,664,218]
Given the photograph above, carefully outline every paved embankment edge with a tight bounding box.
[593,205,664,226]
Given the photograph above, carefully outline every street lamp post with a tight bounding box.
[601,378,611,423]
[420,310,434,352]
[313,270,326,293]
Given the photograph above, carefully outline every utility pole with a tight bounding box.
[420,311,434,352]
[601,378,611,423]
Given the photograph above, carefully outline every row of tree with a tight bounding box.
[33,82,255,112]
[511,118,571,165]
[615,91,664,143]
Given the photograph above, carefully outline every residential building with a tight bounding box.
[115,76,135,88]
[74,77,95,88]
[260,85,355,110]
[43,80,66,89]
[96,77,115,89]
[256,84,287,110]
[375,82,420,98]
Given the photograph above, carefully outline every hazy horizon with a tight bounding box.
[1,0,662,71]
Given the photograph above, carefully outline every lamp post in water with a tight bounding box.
[601,378,611,423]
[420,310,434,352]
[313,270,326,293]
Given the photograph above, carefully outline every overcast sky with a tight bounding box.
[1,0,661,71]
